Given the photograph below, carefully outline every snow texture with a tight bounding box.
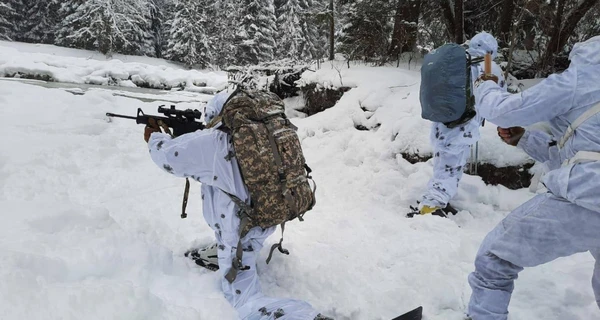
[0,52,597,320]
[0,41,227,91]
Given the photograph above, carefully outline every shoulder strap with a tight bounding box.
[558,101,600,148]
[205,87,245,129]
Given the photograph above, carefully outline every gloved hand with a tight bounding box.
[497,126,525,146]
[480,73,498,83]
[474,74,499,88]
[144,118,162,143]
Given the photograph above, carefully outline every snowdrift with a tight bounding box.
[0,59,596,320]
[0,41,227,92]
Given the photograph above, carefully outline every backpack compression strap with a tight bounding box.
[223,192,253,284]
[263,120,298,262]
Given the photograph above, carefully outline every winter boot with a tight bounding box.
[185,242,219,271]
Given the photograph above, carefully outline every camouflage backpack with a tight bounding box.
[207,89,316,283]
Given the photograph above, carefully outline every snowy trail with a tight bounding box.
[0,75,597,320]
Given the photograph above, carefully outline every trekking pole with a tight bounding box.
[469,54,492,176]
[474,141,479,174]
[469,144,475,174]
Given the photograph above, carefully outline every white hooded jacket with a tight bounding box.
[475,35,600,213]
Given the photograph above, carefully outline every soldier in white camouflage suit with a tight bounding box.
[144,90,331,320]
[415,32,507,217]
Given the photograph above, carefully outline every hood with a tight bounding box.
[467,32,499,59]
[205,90,234,124]
[569,35,600,66]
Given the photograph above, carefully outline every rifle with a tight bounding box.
[107,105,205,219]
[106,105,205,137]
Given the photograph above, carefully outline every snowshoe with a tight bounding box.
[391,306,423,320]
[184,243,219,271]
[314,314,334,320]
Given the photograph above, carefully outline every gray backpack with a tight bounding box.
[420,43,483,127]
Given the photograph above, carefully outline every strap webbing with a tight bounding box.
[225,215,251,284]
[265,121,299,218]
[304,164,317,213]
[266,222,290,264]
[558,102,600,149]
[563,151,600,166]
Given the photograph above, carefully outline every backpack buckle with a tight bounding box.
[278,169,286,182]
[233,258,250,271]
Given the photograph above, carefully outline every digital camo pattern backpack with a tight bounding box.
[207,89,316,283]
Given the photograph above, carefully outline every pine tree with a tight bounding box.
[113,0,155,56]
[275,0,303,59]
[0,2,15,41]
[337,0,394,62]
[55,0,118,55]
[163,0,212,68]
[299,0,322,59]
[0,0,26,41]
[55,0,154,56]
[235,0,277,65]
[148,0,166,57]
[23,0,62,44]
[274,0,319,61]
[205,0,240,68]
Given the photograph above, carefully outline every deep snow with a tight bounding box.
[0,51,597,320]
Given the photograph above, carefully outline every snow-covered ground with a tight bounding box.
[0,41,227,91]
[0,58,597,320]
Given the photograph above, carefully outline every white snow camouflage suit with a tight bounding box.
[148,91,324,320]
[467,35,600,320]
[421,32,507,209]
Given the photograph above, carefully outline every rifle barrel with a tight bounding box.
[106,113,137,120]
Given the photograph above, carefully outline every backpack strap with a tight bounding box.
[205,87,245,129]
[563,151,600,166]
[304,164,317,214]
[223,192,253,284]
[558,102,600,149]
[261,120,299,263]
[224,214,252,284]
[266,222,290,264]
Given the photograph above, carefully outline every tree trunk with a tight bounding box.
[504,0,532,80]
[557,0,599,50]
[388,0,422,56]
[499,0,516,45]
[329,0,334,60]
[440,0,455,41]
[540,0,598,75]
[454,0,464,43]
[540,0,566,74]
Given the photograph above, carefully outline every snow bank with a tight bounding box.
[0,41,228,91]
